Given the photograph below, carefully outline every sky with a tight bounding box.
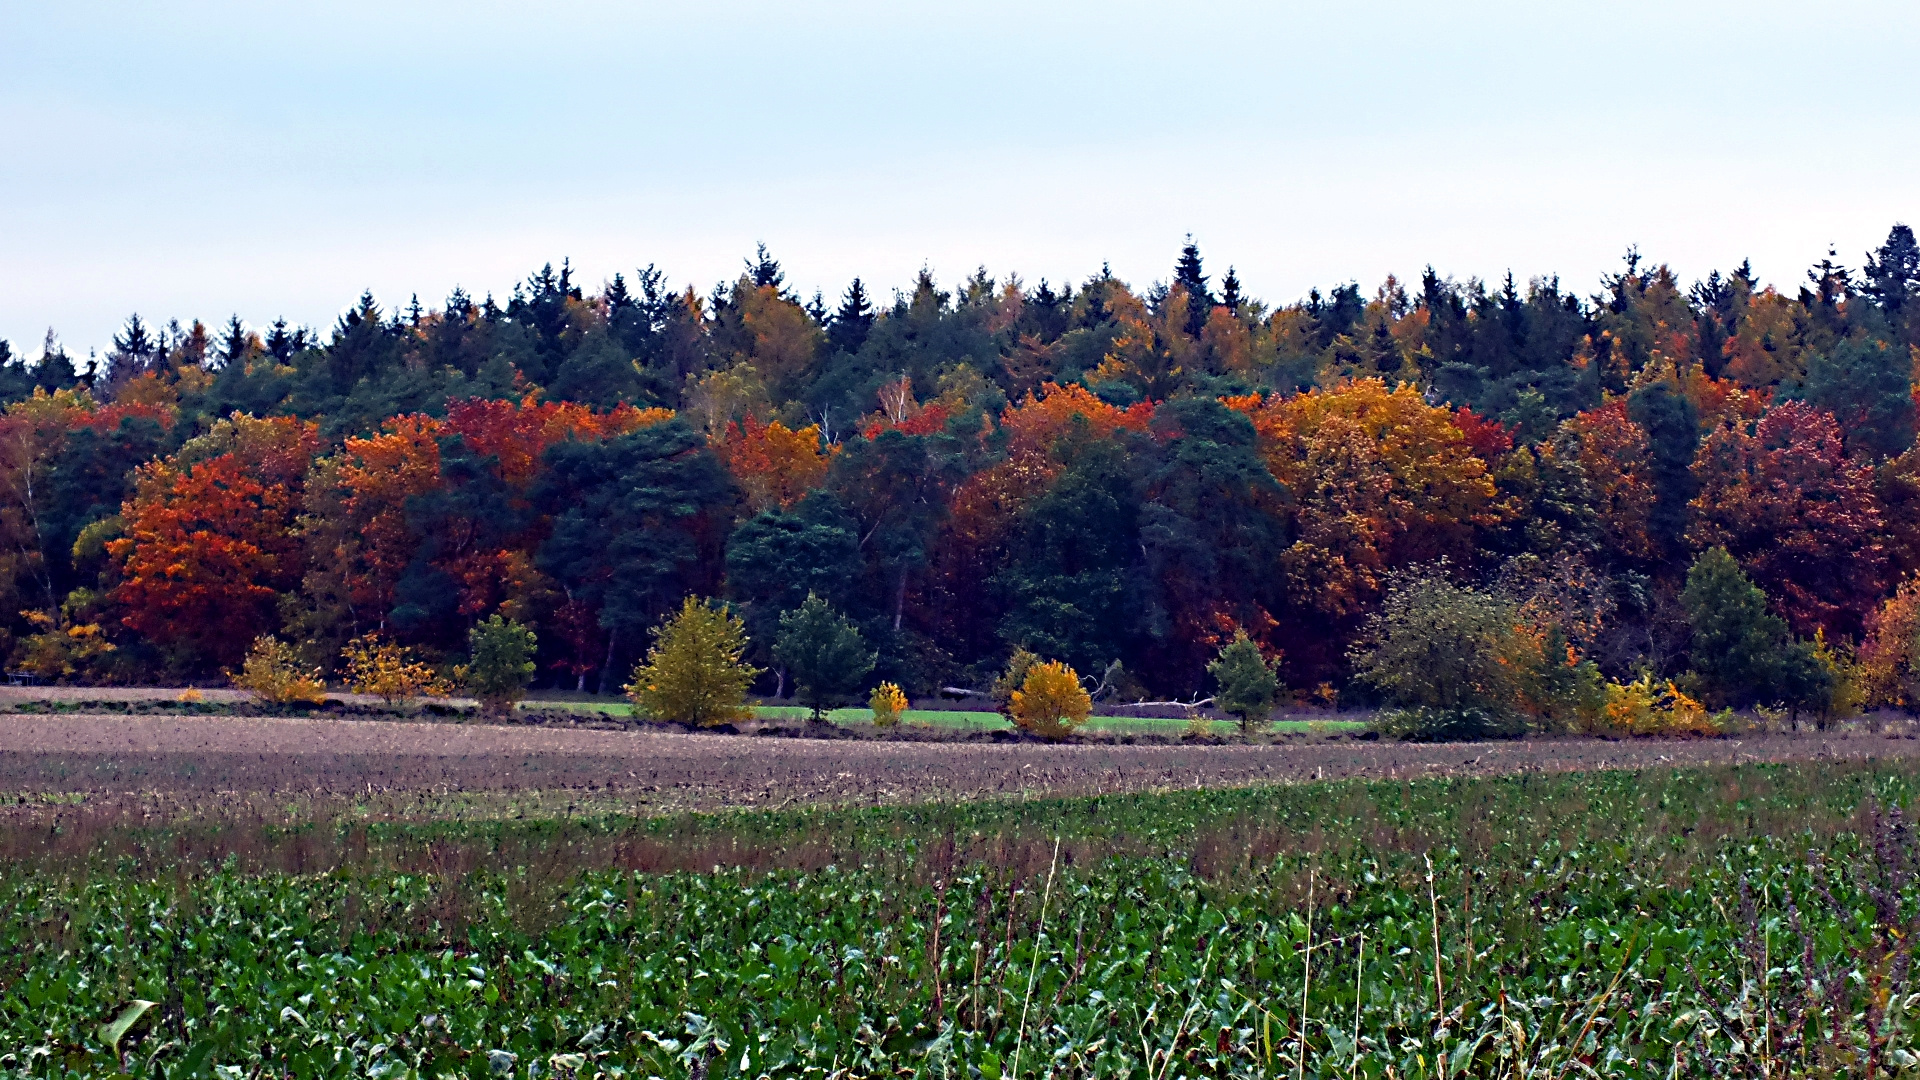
[3,0,1917,358]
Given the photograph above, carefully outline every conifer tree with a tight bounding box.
[1207,630,1280,733]
[1173,237,1212,336]
[828,278,875,355]
[772,592,875,721]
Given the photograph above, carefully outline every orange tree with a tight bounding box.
[109,414,319,671]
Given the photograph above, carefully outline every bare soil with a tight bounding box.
[5,711,1920,814]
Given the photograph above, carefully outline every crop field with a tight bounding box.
[8,718,1920,1078]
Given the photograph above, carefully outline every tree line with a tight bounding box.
[3,229,1919,719]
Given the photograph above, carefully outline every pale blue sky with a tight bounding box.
[4,0,1917,357]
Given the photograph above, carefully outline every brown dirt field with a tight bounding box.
[6,712,1920,816]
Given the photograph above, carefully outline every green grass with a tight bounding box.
[8,759,1920,1077]
[523,697,1366,736]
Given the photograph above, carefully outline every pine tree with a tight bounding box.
[1207,631,1281,733]
[1864,223,1920,343]
[1219,266,1243,313]
[772,592,875,721]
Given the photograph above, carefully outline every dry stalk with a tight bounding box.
[1009,836,1060,1080]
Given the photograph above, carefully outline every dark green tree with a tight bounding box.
[1795,338,1916,459]
[772,593,876,721]
[535,419,735,691]
[1173,238,1212,337]
[1627,381,1699,560]
[1680,547,1790,708]
[828,279,875,355]
[1863,223,1920,343]
[1207,631,1280,733]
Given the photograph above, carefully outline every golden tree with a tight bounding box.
[341,633,442,705]
[626,597,761,726]
[1010,660,1091,740]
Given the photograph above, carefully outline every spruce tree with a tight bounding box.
[1173,237,1212,337]
[1219,266,1243,313]
[828,279,875,354]
[1797,338,1916,458]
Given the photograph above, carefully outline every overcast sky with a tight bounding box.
[4,0,1917,357]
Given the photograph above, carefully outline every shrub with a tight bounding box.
[461,616,537,716]
[1591,675,1726,736]
[627,597,761,727]
[13,593,115,682]
[1207,631,1281,733]
[1373,705,1526,742]
[772,593,875,722]
[869,682,907,727]
[990,647,1042,716]
[342,634,442,705]
[230,635,326,705]
[1010,660,1091,740]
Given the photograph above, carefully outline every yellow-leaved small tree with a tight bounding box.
[231,635,327,705]
[626,597,761,726]
[341,634,442,705]
[1010,660,1091,740]
[869,681,907,727]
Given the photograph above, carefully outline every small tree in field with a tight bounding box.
[1010,660,1091,740]
[773,593,875,722]
[462,616,537,716]
[1208,631,1281,733]
[342,633,442,705]
[627,597,761,726]
[231,635,326,705]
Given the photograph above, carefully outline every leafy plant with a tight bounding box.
[626,597,761,726]
[229,634,326,704]
[461,616,537,716]
[869,681,907,726]
[1009,659,1090,739]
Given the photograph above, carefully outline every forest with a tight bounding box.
[3,228,1918,714]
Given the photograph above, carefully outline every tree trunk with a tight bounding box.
[894,566,908,631]
[597,629,619,696]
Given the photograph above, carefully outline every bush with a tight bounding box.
[342,634,442,705]
[1350,568,1526,722]
[627,597,761,726]
[1589,675,1726,736]
[1372,705,1526,743]
[461,616,537,716]
[990,647,1042,716]
[230,635,326,705]
[1010,660,1091,740]
[869,682,907,727]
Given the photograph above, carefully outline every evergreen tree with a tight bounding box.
[747,242,788,295]
[1207,630,1280,733]
[828,278,875,355]
[1173,237,1212,336]
[1219,267,1243,314]
[1796,338,1917,458]
[1681,547,1790,707]
[1863,223,1920,340]
[772,592,875,721]
[1627,381,1699,560]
